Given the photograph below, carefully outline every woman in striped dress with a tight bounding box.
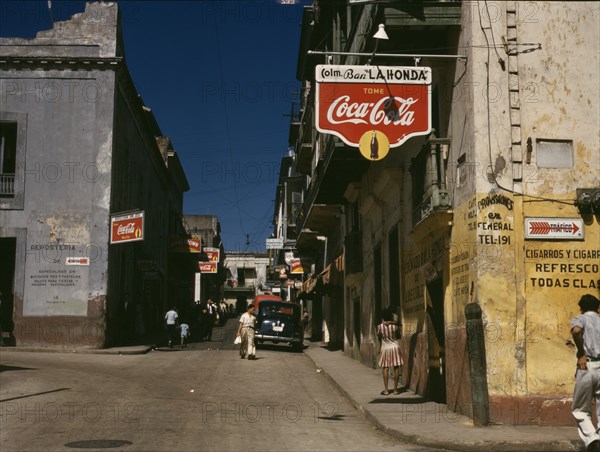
[377,308,403,395]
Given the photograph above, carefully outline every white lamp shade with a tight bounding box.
[373,24,389,40]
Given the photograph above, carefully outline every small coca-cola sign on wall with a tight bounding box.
[110,211,144,244]
[315,65,431,160]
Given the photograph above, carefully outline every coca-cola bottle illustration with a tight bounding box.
[370,131,379,159]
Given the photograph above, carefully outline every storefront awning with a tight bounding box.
[302,276,317,294]
[319,254,344,285]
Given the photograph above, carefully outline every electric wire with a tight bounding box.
[212,17,247,241]
[476,1,574,207]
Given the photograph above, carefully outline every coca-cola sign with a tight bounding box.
[204,247,220,262]
[199,262,217,274]
[110,211,144,244]
[316,65,431,159]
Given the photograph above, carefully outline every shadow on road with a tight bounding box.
[0,387,70,403]
[0,364,37,373]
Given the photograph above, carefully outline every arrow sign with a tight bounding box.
[525,218,584,240]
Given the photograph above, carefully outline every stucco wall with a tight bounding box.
[445,1,599,425]
[0,2,119,349]
[0,64,116,347]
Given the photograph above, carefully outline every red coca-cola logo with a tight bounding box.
[117,222,136,235]
[316,65,431,148]
[326,95,419,126]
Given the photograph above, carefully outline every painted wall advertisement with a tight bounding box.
[465,194,598,291]
[403,237,447,315]
[24,238,92,316]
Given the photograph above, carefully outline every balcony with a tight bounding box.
[0,173,15,197]
[410,134,453,231]
[376,2,462,67]
[384,1,462,28]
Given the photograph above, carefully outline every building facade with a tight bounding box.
[0,3,191,348]
[222,251,270,312]
[184,215,226,309]
[287,0,599,425]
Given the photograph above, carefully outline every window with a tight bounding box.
[346,200,360,232]
[0,112,26,210]
[0,122,17,197]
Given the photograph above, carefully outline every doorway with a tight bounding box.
[0,237,16,341]
[426,276,446,403]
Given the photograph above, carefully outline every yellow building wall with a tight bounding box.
[522,198,599,396]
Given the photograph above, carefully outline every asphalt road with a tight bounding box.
[0,318,447,452]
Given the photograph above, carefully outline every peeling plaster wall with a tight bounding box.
[0,3,119,348]
[445,1,600,425]
[515,1,600,424]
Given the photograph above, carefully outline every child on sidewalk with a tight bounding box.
[179,322,190,348]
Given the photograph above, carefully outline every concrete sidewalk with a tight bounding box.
[303,342,583,452]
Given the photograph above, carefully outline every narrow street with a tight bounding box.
[0,317,447,452]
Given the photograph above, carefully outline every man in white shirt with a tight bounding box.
[165,306,178,348]
[571,294,600,452]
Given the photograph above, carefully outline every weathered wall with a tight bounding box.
[355,153,409,368]
[0,64,116,347]
[516,3,599,414]
[1,3,127,348]
[445,1,600,425]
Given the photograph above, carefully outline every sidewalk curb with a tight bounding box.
[303,348,582,452]
[0,345,152,355]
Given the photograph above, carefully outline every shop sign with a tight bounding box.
[278,266,288,279]
[204,247,220,262]
[290,258,304,274]
[170,234,202,253]
[66,257,90,266]
[266,237,284,249]
[315,64,431,160]
[199,262,217,274]
[110,211,144,244]
[525,218,584,240]
[187,235,201,253]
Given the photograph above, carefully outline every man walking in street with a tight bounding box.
[165,306,178,348]
[204,299,216,341]
[571,294,600,452]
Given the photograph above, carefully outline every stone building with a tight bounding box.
[0,3,191,347]
[288,0,599,425]
[222,251,270,312]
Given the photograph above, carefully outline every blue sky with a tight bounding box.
[1,0,308,252]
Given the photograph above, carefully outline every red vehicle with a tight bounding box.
[252,294,284,312]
